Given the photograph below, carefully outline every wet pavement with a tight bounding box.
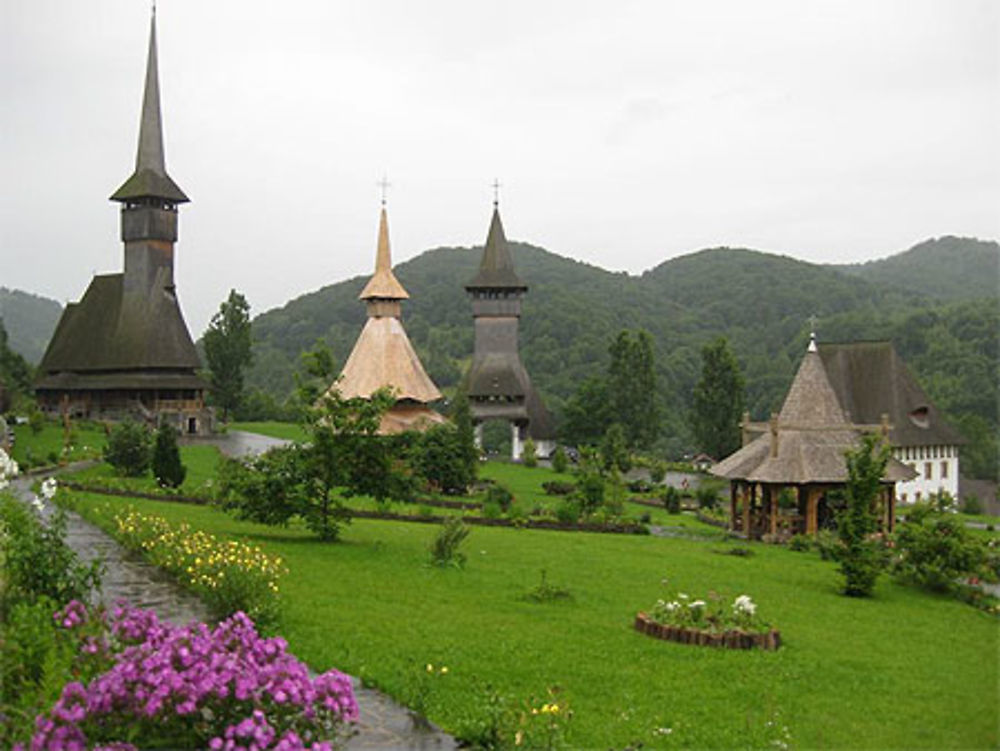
[12,469,458,749]
[180,429,291,458]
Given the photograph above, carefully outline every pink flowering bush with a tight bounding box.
[25,601,358,750]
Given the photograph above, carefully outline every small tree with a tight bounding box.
[104,420,152,477]
[203,290,254,423]
[600,423,630,473]
[429,517,470,568]
[152,423,186,488]
[836,434,891,597]
[551,446,568,474]
[522,438,537,468]
[573,448,606,515]
[450,391,479,487]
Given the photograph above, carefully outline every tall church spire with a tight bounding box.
[359,206,409,301]
[465,206,526,291]
[110,8,188,204]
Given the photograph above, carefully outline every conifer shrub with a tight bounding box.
[661,485,682,514]
[551,446,569,474]
[151,423,186,489]
[521,438,537,468]
[836,435,891,597]
[485,483,514,513]
[103,420,152,477]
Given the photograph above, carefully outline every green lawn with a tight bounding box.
[64,444,223,497]
[63,490,998,750]
[10,420,107,469]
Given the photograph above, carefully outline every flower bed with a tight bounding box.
[636,591,781,651]
[24,601,357,750]
[634,612,781,650]
[110,506,286,625]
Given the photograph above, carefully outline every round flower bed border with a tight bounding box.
[634,611,782,651]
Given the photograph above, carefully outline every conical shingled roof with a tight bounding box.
[359,208,409,300]
[334,317,442,403]
[110,12,188,204]
[465,208,527,290]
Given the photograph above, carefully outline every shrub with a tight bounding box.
[961,495,983,515]
[521,438,537,468]
[481,498,503,519]
[521,570,572,603]
[0,493,102,614]
[788,534,813,552]
[627,478,654,494]
[429,516,470,568]
[661,485,682,514]
[573,448,605,514]
[485,483,514,513]
[551,446,568,474]
[103,420,152,477]
[151,423,186,488]
[541,480,576,496]
[891,503,988,593]
[814,529,840,561]
[600,423,630,473]
[696,485,719,510]
[648,460,667,485]
[836,435,891,597]
[414,423,475,494]
[554,498,582,525]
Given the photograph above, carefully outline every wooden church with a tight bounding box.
[326,205,446,434]
[35,12,212,435]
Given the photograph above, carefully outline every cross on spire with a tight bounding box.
[492,178,501,208]
[807,314,818,352]
[377,175,391,207]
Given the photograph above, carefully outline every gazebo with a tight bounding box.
[712,335,915,540]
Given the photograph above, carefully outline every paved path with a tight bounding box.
[13,472,458,749]
[180,429,291,458]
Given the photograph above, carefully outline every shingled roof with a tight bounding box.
[36,272,203,384]
[712,345,915,485]
[334,316,442,403]
[465,208,527,291]
[818,341,965,448]
[109,12,188,205]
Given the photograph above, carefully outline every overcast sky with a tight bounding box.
[2,0,997,337]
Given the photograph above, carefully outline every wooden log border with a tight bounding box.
[634,611,781,651]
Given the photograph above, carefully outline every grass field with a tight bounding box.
[65,444,224,497]
[9,420,107,468]
[63,489,999,750]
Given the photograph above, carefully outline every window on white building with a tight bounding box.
[941,461,948,479]
[924,462,932,480]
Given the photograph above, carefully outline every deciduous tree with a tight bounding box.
[204,290,253,423]
[690,336,745,459]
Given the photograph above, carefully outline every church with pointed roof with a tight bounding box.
[327,204,446,434]
[36,11,212,435]
[464,203,554,459]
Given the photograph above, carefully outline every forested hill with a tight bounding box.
[245,237,998,477]
[829,236,999,301]
[0,288,62,364]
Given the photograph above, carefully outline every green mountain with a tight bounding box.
[245,238,997,476]
[0,287,63,364]
[830,236,999,301]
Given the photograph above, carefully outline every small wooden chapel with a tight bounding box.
[712,333,915,540]
[325,203,446,434]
